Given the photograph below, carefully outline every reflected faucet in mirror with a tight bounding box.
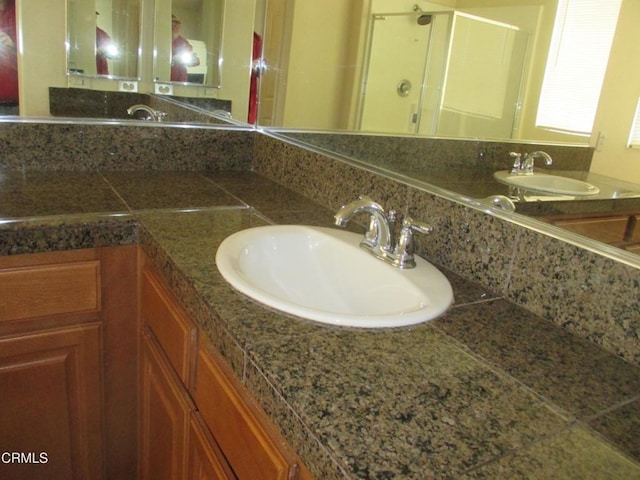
[510,151,553,175]
[127,104,166,122]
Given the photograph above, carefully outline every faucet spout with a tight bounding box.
[521,151,553,174]
[334,195,392,253]
[335,196,433,269]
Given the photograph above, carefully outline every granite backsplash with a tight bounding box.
[0,121,253,171]
[279,130,595,199]
[49,87,232,124]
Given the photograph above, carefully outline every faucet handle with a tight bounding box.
[509,152,522,174]
[402,217,433,236]
[391,217,433,269]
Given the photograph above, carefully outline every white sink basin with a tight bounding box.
[215,225,453,328]
[494,170,599,196]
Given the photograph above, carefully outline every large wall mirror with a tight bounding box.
[259,0,633,148]
[259,0,640,264]
[2,0,259,122]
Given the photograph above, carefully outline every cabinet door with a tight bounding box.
[139,330,194,480]
[0,323,103,480]
[194,343,301,480]
[141,266,197,387]
[188,413,237,480]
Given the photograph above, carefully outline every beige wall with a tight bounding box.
[17,0,68,116]
[280,0,356,128]
[590,0,640,183]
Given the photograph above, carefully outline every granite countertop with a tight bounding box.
[1,170,639,479]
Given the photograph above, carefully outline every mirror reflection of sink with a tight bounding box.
[215,225,454,328]
[494,171,600,196]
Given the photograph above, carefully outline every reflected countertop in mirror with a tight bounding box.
[273,128,640,256]
[48,87,233,124]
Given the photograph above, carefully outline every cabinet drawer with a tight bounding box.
[0,261,101,322]
[141,267,196,386]
[194,343,300,480]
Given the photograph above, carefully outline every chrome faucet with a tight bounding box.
[126,104,167,122]
[334,195,432,269]
[334,195,392,256]
[510,150,553,175]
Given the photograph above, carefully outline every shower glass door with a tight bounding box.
[359,12,434,134]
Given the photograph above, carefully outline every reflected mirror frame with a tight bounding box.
[153,0,225,89]
[66,0,142,82]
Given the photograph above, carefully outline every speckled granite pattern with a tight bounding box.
[117,205,640,479]
[2,169,640,478]
[0,171,127,218]
[0,215,138,256]
[102,171,243,210]
[0,121,253,171]
[462,427,640,479]
[280,130,593,175]
[509,227,640,365]
[435,300,640,419]
[246,325,613,479]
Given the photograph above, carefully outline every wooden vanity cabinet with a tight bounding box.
[139,264,235,480]
[188,412,238,480]
[544,212,640,251]
[0,247,138,480]
[193,341,304,480]
[140,261,312,480]
[0,323,103,480]
[139,328,196,480]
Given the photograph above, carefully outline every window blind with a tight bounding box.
[536,0,622,135]
[628,98,640,148]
